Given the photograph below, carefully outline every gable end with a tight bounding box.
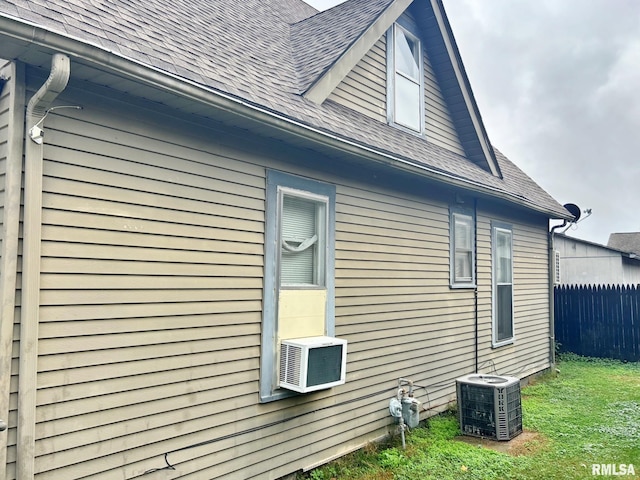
[302,0,412,104]
[415,0,502,177]
[301,0,502,178]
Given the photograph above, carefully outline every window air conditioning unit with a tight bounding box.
[279,336,347,393]
[456,374,522,441]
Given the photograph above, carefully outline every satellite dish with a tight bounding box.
[563,203,581,222]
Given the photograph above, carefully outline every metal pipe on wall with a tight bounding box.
[18,52,71,480]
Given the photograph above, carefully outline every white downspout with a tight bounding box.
[18,52,70,480]
[0,61,25,475]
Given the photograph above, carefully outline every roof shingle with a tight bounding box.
[0,0,569,218]
[608,233,640,256]
[291,0,394,93]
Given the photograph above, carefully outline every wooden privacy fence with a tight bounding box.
[554,285,640,362]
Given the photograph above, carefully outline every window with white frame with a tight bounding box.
[492,222,514,345]
[387,20,424,133]
[260,171,336,402]
[450,209,475,287]
[280,192,327,287]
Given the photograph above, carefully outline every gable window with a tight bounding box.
[387,20,424,133]
[450,208,475,287]
[260,171,336,402]
[492,222,514,346]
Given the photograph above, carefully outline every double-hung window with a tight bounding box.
[280,192,327,286]
[260,171,336,402]
[450,208,475,287]
[387,19,424,133]
[492,222,514,346]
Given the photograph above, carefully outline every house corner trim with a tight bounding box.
[18,52,71,480]
[0,60,25,476]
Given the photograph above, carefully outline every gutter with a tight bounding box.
[0,61,25,474]
[18,52,71,480]
[0,14,572,221]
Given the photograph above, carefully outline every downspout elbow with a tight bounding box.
[26,53,70,119]
[26,53,71,145]
[549,220,568,238]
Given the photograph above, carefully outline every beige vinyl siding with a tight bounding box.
[328,187,476,477]
[328,36,387,121]
[328,14,465,156]
[475,206,551,377]
[28,87,463,478]
[423,52,465,155]
[14,73,552,479]
[30,86,266,478]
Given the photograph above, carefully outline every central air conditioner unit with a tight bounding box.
[456,374,522,441]
[279,336,347,393]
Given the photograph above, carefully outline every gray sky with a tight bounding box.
[303,0,640,246]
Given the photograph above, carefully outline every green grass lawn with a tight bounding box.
[299,354,640,480]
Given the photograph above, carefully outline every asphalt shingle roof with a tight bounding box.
[291,0,395,93]
[0,0,569,218]
[608,233,640,256]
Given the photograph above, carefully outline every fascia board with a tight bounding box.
[303,0,413,105]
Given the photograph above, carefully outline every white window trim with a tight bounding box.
[492,222,515,347]
[278,186,329,289]
[260,171,336,402]
[450,208,476,288]
[386,19,425,135]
